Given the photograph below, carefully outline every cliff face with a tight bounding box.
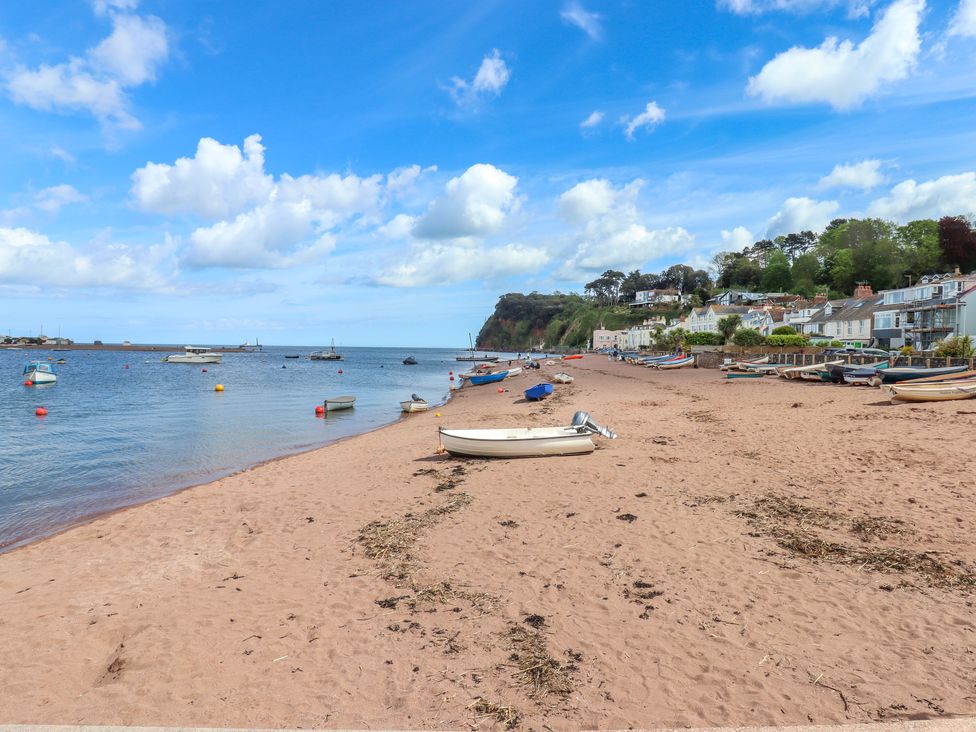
[476,292,667,350]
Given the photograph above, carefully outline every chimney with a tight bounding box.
[854,282,873,298]
[813,292,828,304]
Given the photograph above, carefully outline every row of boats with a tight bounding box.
[723,355,976,402]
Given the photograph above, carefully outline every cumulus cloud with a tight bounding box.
[818,159,887,189]
[580,110,604,130]
[866,172,976,221]
[386,164,437,197]
[375,242,549,287]
[132,134,275,220]
[561,2,603,40]
[5,5,168,129]
[377,214,417,240]
[949,0,976,36]
[34,184,88,214]
[766,197,840,236]
[557,178,696,277]
[448,49,511,108]
[746,0,923,110]
[412,163,519,240]
[49,145,76,164]
[91,0,139,16]
[721,226,754,251]
[622,101,666,140]
[0,226,174,290]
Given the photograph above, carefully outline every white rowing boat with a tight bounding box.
[884,382,976,402]
[550,372,573,384]
[505,367,523,378]
[325,395,356,411]
[777,360,843,379]
[400,393,429,413]
[438,411,616,458]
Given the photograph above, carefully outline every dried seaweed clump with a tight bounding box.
[469,697,522,730]
[506,624,573,697]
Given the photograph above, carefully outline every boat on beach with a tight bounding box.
[438,411,616,458]
[505,367,522,378]
[884,382,976,402]
[324,395,356,411]
[726,372,763,379]
[550,372,573,384]
[722,355,769,372]
[400,394,428,413]
[24,361,57,384]
[165,346,222,364]
[562,354,583,361]
[524,383,553,400]
[776,360,843,379]
[655,355,695,369]
[870,364,969,385]
[466,371,508,386]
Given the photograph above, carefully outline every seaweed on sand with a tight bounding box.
[469,697,522,729]
[506,624,573,698]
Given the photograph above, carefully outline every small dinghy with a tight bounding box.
[285,354,300,359]
[884,381,976,402]
[550,372,573,384]
[505,366,523,378]
[324,395,356,411]
[467,371,508,385]
[400,393,429,412]
[726,372,763,379]
[655,355,695,369]
[403,356,418,365]
[562,354,583,361]
[24,361,57,384]
[871,364,969,385]
[524,383,553,401]
[438,411,616,458]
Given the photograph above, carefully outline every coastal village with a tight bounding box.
[594,268,976,353]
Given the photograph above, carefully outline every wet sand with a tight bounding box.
[1,358,974,729]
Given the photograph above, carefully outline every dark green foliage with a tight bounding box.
[770,325,797,335]
[684,331,724,345]
[766,334,809,347]
[732,328,765,346]
[717,315,742,344]
[934,335,975,358]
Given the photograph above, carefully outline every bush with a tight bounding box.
[899,345,915,356]
[684,331,724,346]
[766,334,809,347]
[653,327,686,351]
[934,335,975,358]
[731,328,765,347]
[770,325,797,336]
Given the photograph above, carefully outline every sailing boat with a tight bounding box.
[310,339,343,361]
[455,332,498,362]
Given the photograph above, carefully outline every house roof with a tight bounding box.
[709,305,752,315]
[824,295,888,323]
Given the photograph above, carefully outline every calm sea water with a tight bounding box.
[0,346,517,552]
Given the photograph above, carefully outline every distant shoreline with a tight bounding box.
[0,343,249,353]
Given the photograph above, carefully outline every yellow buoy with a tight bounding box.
[435,412,441,417]
[214,384,224,392]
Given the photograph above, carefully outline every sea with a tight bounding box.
[0,346,524,552]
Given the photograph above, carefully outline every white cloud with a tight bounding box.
[818,159,887,189]
[412,163,519,240]
[91,0,139,16]
[377,214,417,240]
[448,50,510,108]
[132,134,275,220]
[49,145,76,164]
[949,0,976,36]
[718,0,876,15]
[557,178,696,277]
[0,226,173,290]
[721,226,754,251]
[89,13,168,85]
[622,101,666,140]
[561,2,603,40]
[375,242,549,287]
[386,164,437,197]
[580,110,604,130]
[34,184,88,214]
[766,197,840,235]
[4,6,169,129]
[746,0,924,110]
[866,172,976,220]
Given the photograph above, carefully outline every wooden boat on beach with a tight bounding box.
[324,395,356,411]
[897,369,976,384]
[722,355,769,371]
[400,394,429,412]
[467,371,508,386]
[655,355,695,369]
[438,411,616,458]
[524,383,553,401]
[550,372,574,384]
[505,367,523,378]
[884,382,976,402]
[870,364,969,385]
[777,360,843,379]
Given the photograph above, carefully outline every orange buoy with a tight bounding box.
[24,380,33,387]
[314,405,325,416]
[35,407,47,416]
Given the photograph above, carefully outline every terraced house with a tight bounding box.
[873,271,976,351]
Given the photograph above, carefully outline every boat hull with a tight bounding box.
[467,371,508,385]
[165,354,221,364]
[726,373,763,379]
[877,365,970,384]
[400,400,429,413]
[551,373,573,384]
[505,367,523,378]
[26,369,57,383]
[885,383,976,402]
[439,427,594,457]
[524,383,553,400]
[325,396,356,411]
[456,355,499,362]
[655,356,694,369]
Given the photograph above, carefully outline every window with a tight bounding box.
[875,313,892,330]
[885,291,905,305]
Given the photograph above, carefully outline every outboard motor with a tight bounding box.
[411,393,425,402]
[571,411,617,439]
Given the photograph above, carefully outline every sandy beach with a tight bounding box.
[1,358,975,730]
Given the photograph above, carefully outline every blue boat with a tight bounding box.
[524,383,554,400]
[468,370,508,385]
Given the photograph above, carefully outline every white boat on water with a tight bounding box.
[24,361,57,384]
[400,394,429,413]
[310,339,343,361]
[438,411,616,458]
[325,395,356,411]
[165,346,222,364]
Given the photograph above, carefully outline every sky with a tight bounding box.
[1,0,976,346]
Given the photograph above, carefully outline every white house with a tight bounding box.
[592,328,629,350]
[682,305,752,334]
[874,271,976,350]
[623,319,667,349]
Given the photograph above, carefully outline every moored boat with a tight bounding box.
[24,361,57,384]
[402,356,418,365]
[165,346,222,364]
[400,394,429,412]
[524,383,553,400]
[310,340,343,361]
[324,395,356,411]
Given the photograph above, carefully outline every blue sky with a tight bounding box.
[2,0,976,346]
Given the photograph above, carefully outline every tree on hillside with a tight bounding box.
[728,256,762,290]
[896,220,942,277]
[761,250,793,292]
[790,251,821,297]
[938,216,976,272]
[584,270,626,305]
[717,314,742,344]
[829,249,856,294]
[778,230,817,262]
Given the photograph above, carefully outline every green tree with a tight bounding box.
[717,314,742,344]
[728,257,762,289]
[896,220,941,276]
[732,328,765,346]
[771,325,797,335]
[761,250,793,292]
[790,251,821,297]
[829,249,856,294]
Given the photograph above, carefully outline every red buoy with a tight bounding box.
[497,387,503,394]
[314,405,325,416]
[35,407,47,417]
[202,368,208,372]
[449,375,454,381]
[24,380,33,387]
[448,371,453,376]
[124,364,129,369]
[338,369,343,374]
